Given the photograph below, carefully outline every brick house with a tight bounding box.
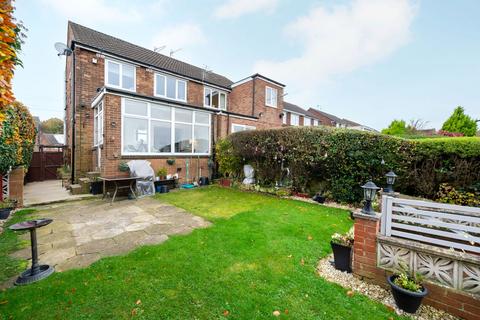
[65,22,289,182]
[308,108,376,132]
[283,102,321,127]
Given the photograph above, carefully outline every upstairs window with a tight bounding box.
[204,87,227,110]
[154,73,187,102]
[265,86,277,107]
[290,114,299,126]
[105,60,135,91]
[304,117,311,126]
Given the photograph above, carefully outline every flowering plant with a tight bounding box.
[331,228,354,247]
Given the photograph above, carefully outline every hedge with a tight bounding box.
[0,102,36,174]
[216,127,480,204]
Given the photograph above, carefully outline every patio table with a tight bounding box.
[99,176,139,205]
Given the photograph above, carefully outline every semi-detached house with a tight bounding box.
[65,22,322,182]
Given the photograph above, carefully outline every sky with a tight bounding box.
[12,0,480,130]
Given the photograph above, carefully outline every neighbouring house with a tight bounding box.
[308,108,377,132]
[65,22,286,182]
[282,102,322,127]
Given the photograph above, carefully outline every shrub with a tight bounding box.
[0,102,36,174]
[215,139,242,178]
[441,106,477,137]
[218,127,480,204]
[435,183,480,207]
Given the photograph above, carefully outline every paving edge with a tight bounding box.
[23,194,99,208]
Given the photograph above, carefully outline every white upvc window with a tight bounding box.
[304,117,311,126]
[105,59,136,91]
[282,112,288,125]
[93,102,104,146]
[121,98,210,155]
[265,86,277,107]
[313,119,319,126]
[204,87,227,110]
[231,124,256,133]
[154,73,187,102]
[290,114,299,126]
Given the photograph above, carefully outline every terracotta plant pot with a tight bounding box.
[219,178,231,187]
[331,241,352,273]
[387,275,428,313]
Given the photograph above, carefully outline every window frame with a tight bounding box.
[265,86,278,108]
[313,119,319,126]
[231,123,256,133]
[154,72,187,102]
[290,114,300,126]
[93,102,104,146]
[304,117,311,126]
[204,87,227,110]
[105,59,136,92]
[121,98,211,156]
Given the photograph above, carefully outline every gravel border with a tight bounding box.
[317,256,459,320]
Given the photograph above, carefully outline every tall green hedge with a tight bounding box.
[216,127,480,203]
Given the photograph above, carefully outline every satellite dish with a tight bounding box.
[54,42,72,56]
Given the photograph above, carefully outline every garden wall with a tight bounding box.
[216,127,480,204]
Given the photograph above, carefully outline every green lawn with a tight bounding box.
[0,186,403,319]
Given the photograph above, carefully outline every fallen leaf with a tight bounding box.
[287,254,292,258]
[71,288,76,294]
[284,309,289,315]
[307,235,313,240]
[223,310,230,316]
[273,310,281,317]
[346,290,354,297]
[131,308,138,316]
[386,306,395,312]
[300,258,305,266]
[136,299,142,305]
[0,300,8,305]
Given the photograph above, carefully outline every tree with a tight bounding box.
[441,106,477,137]
[381,119,407,135]
[41,117,64,134]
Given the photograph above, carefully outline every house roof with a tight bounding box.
[308,108,344,125]
[68,22,234,90]
[283,102,309,115]
[39,133,64,146]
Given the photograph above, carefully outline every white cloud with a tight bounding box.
[41,0,143,23]
[150,23,207,62]
[254,0,417,103]
[214,0,278,19]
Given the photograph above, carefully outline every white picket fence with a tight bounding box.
[380,196,480,254]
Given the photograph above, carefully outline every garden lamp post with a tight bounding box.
[384,170,397,193]
[361,180,380,215]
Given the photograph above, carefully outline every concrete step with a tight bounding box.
[70,184,87,195]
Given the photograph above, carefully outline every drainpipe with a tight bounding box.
[70,48,76,183]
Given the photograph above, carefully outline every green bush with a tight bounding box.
[217,127,480,204]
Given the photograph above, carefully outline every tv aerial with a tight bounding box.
[54,42,72,56]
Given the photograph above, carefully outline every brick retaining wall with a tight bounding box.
[353,211,480,320]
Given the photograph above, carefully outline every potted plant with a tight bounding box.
[330,229,354,273]
[0,198,16,220]
[118,161,130,173]
[157,168,167,180]
[89,177,103,195]
[166,159,175,166]
[387,263,428,313]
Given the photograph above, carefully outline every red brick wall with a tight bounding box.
[353,213,480,320]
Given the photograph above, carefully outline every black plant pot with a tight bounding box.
[90,181,103,195]
[331,241,352,273]
[0,207,13,220]
[387,275,428,313]
[312,193,325,203]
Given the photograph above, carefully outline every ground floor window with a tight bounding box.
[231,124,256,133]
[122,98,211,155]
[290,114,299,126]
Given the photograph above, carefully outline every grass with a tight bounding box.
[0,187,404,319]
[0,208,37,283]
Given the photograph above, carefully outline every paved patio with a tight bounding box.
[24,180,94,207]
[11,197,210,273]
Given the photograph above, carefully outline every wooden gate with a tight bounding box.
[26,146,65,182]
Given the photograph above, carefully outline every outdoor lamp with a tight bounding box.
[361,180,380,215]
[384,170,397,193]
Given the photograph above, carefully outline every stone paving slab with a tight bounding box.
[9,197,210,274]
